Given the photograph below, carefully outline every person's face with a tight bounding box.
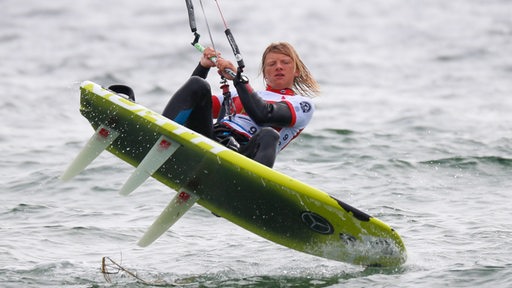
[263,52,298,90]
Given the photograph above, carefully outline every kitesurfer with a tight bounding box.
[162,42,319,168]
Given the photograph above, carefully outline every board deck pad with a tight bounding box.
[65,81,407,267]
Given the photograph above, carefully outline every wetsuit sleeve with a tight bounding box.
[233,78,293,127]
[191,63,210,79]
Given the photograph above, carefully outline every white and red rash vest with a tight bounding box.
[212,87,315,151]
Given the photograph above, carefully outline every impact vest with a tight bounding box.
[212,88,314,151]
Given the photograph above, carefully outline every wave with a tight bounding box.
[419,156,512,168]
[2,203,50,215]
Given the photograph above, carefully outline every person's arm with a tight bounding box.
[191,63,210,79]
[215,58,292,126]
[191,47,219,79]
[233,75,293,127]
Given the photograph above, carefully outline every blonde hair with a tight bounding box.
[261,42,320,97]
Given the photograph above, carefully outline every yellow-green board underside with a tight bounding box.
[79,80,406,266]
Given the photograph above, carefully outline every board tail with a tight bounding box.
[61,125,119,181]
[119,136,181,196]
[138,189,199,247]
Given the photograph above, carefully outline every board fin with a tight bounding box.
[60,125,120,181]
[138,189,199,247]
[119,136,180,196]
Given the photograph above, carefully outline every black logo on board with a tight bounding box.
[301,212,333,235]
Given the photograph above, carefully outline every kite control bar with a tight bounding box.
[184,0,243,79]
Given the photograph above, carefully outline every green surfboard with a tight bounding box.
[63,80,407,267]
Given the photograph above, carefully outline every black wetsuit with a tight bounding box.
[162,64,295,168]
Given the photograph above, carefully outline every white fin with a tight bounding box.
[119,135,180,196]
[138,189,199,247]
[60,125,119,181]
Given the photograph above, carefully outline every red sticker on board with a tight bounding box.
[178,191,190,202]
[98,128,110,138]
[159,139,171,149]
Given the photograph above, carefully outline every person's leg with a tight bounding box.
[162,76,213,138]
[239,127,280,168]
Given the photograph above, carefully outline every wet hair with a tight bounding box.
[261,42,320,97]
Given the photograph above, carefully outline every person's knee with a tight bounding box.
[162,76,212,123]
[186,76,211,95]
[259,127,280,144]
[251,128,279,168]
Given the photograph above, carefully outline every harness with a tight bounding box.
[213,122,249,151]
[213,87,297,151]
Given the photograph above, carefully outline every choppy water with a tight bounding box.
[1,0,512,287]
